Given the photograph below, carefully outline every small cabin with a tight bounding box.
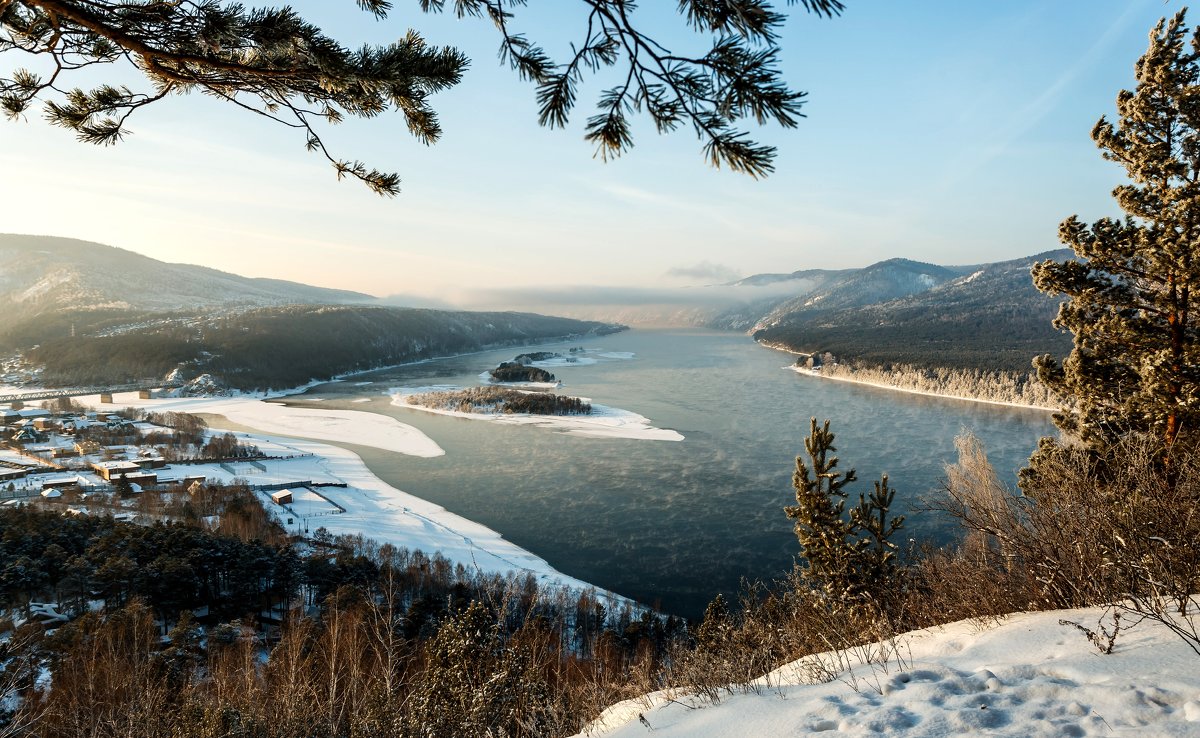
[270,490,293,506]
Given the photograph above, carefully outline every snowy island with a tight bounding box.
[391,385,684,441]
[406,386,592,416]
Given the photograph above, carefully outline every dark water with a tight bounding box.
[286,330,1054,619]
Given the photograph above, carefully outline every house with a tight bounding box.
[164,475,207,491]
[91,460,141,481]
[270,489,294,505]
[41,475,87,490]
[74,440,102,455]
[11,427,45,444]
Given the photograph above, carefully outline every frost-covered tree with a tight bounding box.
[1,0,844,195]
[785,418,904,609]
[404,600,553,737]
[1032,10,1200,452]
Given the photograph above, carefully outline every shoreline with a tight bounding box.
[68,391,619,600]
[266,330,627,400]
[758,341,1054,412]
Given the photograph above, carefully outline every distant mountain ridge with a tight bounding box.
[0,234,375,319]
[747,250,1075,373]
[0,235,624,390]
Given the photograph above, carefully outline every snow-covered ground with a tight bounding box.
[66,392,604,593]
[389,386,684,441]
[524,349,636,369]
[477,371,561,389]
[789,366,1052,412]
[578,606,1200,737]
[74,393,445,457]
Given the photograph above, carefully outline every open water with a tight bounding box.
[284,329,1054,619]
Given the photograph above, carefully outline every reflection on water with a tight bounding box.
[288,330,1055,619]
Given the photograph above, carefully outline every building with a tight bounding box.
[74,440,102,455]
[91,460,141,481]
[270,489,294,505]
[133,454,166,470]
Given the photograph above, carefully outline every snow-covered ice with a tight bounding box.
[389,387,684,441]
[227,435,599,590]
[578,606,1200,737]
[477,370,562,389]
[73,393,445,457]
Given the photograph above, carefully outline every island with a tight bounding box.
[405,386,591,415]
[488,361,558,383]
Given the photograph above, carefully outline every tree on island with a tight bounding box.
[1032,10,1200,456]
[1,0,843,195]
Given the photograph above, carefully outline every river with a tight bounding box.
[282,329,1055,619]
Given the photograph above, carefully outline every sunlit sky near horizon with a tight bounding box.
[0,0,1179,304]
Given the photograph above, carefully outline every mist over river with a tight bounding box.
[283,329,1054,619]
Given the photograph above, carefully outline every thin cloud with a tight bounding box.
[664,261,742,284]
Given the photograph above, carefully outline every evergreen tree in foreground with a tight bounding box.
[785,418,904,610]
[1032,10,1200,454]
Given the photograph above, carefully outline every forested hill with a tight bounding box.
[23,305,624,390]
[751,250,1074,373]
[0,233,374,321]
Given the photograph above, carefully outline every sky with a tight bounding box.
[0,0,1180,303]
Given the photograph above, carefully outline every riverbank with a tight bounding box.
[760,341,1055,412]
[70,391,607,594]
[789,366,1054,412]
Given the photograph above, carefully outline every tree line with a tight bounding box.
[406,387,593,416]
[23,306,622,390]
[0,501,685,738]
[797,357,1060,407]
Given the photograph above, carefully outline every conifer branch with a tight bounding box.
[2,0,842,193]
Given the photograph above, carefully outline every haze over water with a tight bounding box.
[291,330,1054,619]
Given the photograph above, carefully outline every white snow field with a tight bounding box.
[77,393,445,457]
[390,386,684,441]
[578,606,1200,737]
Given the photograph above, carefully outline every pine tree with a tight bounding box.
[849,474,905,597]
[785,418,856,604]
[694,593,733,648]
[114,472,134,498]
[405,600,507,737]
[785,418,904,609]
[1032,10,1200,453]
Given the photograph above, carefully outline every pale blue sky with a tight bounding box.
[0,0,1175,300]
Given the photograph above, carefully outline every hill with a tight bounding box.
[0,234,373,316]
[743,251,1075,373]
[22,304,622,390]
[0,235,623,390]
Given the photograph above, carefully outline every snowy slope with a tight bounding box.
[579,607,1200,737]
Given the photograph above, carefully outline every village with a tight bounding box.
[0,396,346,528]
